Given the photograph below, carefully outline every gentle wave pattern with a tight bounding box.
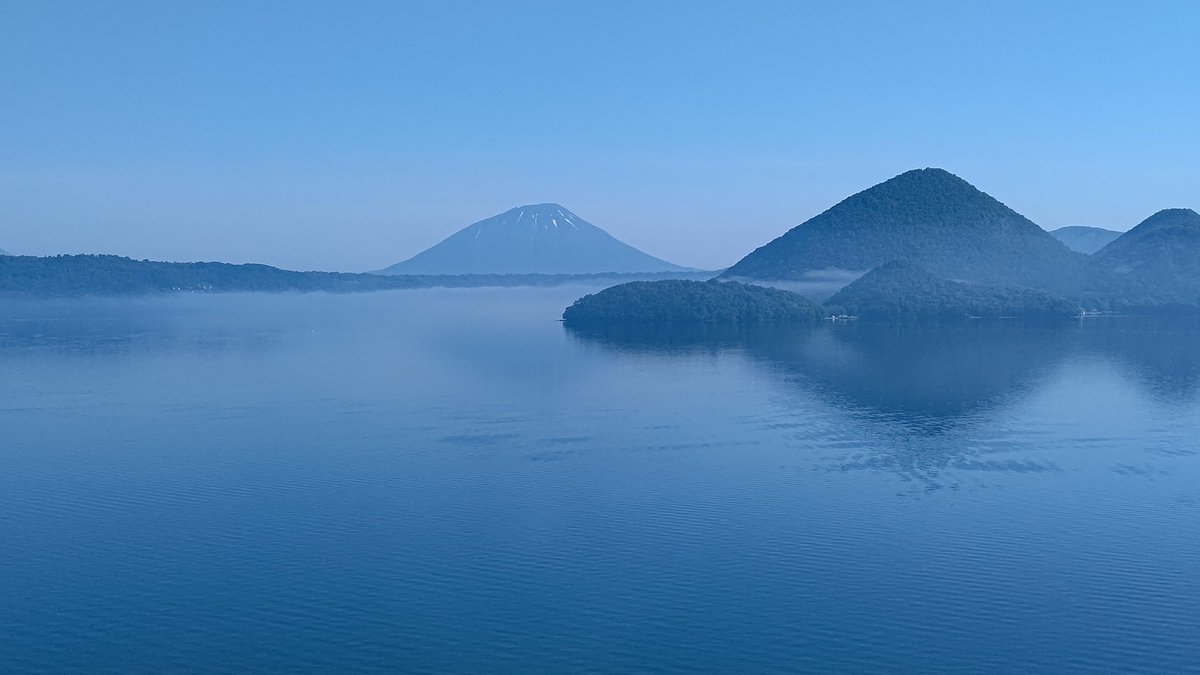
[1,289,1198,673]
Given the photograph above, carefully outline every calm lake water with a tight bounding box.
[1,288,1198,673]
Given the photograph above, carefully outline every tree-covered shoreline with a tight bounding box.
[0,254,714,297]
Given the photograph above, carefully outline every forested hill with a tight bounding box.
[722,168,1084,292]
[1085,209,1200,307]
[826,260,1080,321]
[562,279,826,326]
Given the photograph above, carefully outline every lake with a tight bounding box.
[1,288,1198,673]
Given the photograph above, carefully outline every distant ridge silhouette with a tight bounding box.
[1050,226,1122,254]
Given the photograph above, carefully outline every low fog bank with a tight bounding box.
[722,268,867,302]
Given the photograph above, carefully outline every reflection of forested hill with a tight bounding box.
[568,319,1200,488]
[1076,317,1200,402]
[745,324,1073,418]
[569,322,1073,420]
[569,319,1200,419]
[568,322,1075,488]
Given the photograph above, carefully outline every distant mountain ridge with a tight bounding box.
[0,248,10,256]
[722,168,1084,293]
[0,254,710,297]
[376,203,688,275]
[1050,226,1122,254]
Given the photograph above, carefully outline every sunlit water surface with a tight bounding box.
[1,288,1198,673]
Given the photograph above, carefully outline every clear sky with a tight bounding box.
[2,1,1198,271]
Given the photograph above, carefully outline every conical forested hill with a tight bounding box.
[1086,209,1200,304]
[722,168,1084,292]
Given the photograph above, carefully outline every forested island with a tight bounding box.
[562,280,826,326]
[563,264,1081,327]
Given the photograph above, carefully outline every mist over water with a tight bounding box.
[721,268,867,301]
[2,288,1199,672]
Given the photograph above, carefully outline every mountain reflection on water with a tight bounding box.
[568,318,1200,487]
[2,291,1199,673]
[569,318,1200,414]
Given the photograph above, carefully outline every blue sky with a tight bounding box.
[2,1,1198,271]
